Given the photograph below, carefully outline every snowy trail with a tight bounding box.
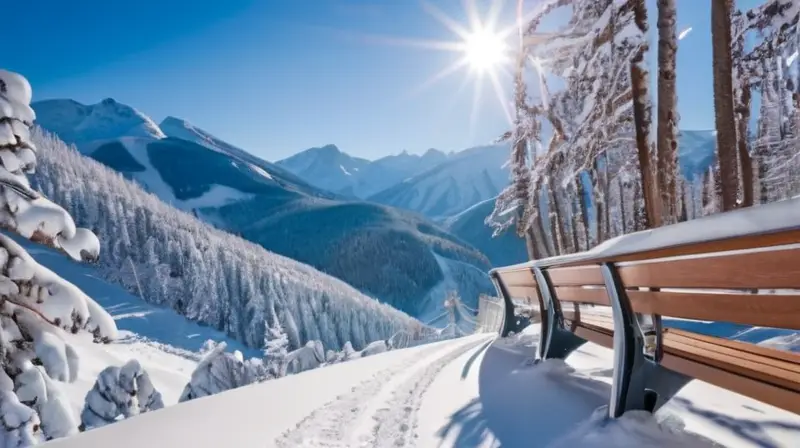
[276,335,492,448]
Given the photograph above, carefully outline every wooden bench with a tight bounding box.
[491,198,800,417]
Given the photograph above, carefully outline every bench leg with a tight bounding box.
[491,273,519,338]
[533,267,586,361]
[602,263,690,418]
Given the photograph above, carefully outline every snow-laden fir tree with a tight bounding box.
[263,322,289,379]
[0,70,117,446]
[79,360,163,431]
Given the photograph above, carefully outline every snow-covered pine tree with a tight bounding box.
[263,321,289,378]
[79,360,163,431]
[0,70,117,445]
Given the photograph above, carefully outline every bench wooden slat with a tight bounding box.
[618,246,800,289]
[558,228,800,268]
[666,329,800,367]
[505,285,540,301]
[497,268,536,287]
[663,334,800,393]
[629,290,800,330]
[661,353,800,414]
[665,331,800,376]
[554,286,610,306]
[548,265,604,286]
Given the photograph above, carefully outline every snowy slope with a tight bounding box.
[33,99,165,148]
[442,196,529,267]
[10,234,258,420]
[368,144,511,220]
[46,326,800,448]
[158,116,325,197]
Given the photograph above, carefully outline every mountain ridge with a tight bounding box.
[32,98,495,319]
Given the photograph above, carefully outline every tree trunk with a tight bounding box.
[547,178,566,255]
[631,0,662,229]
[533,180,551,258]
[569,179,581,252]
[591,164,608,243]
[633,179,646,231]
[521,220,541,261]
[617,178,627,235]
[656,0,680,224]
[732,12,754,208]
[737,83,754,207]
[576,174,591,249]
[711,0,739,211]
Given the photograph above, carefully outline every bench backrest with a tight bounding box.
[491,199,800,414]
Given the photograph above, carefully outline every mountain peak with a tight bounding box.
[316,144,340,153]
[32,98,165,145]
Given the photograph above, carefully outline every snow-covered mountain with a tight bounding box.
[440,131,718,268]
[33,98,165,147]
[276,145,449,199]
[276,144,372,198]
[368,144,511,220]
[32,99,494,318]
[677,129,718,180]
[442,196,529,267]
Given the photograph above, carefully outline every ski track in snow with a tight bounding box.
[275,336,490,448]
[367,337,489,448]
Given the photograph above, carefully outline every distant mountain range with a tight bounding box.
[276,145,450,199]
[32,98,495,318]
[33,97,719,310]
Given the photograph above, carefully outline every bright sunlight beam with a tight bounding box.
[464,29,507,72]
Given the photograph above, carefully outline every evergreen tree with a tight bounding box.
[0,70,117,445]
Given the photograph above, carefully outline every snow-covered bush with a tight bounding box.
[285,340,325,375]
[360,340,389,357]
[340,341,359,361]
[0,70,116,444]
[79,360,163,431]
[179,342,265,402]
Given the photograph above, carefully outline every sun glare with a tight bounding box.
[464,29,506,72]
[348,0,522,133]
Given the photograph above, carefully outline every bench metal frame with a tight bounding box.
[490,272,521,338]
[532,266,586,361]
[491,261,691,418]
[601,263,690,417]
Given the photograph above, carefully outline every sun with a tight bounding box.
[338,0,521,131]
[463,29,507,72]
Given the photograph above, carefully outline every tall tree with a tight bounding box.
[711,0,740,211]
[631,0,663,228]
[656,0,680,223]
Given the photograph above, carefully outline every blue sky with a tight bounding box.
[4,1,760,161]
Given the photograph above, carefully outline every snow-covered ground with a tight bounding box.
[17,237,262,422]
[44,324,800,447]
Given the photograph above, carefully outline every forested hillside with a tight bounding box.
[30,129,431,353]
